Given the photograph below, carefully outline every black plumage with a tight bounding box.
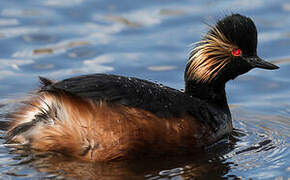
[39,74,214,122]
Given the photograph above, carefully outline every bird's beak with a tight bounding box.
[246,56,279,70]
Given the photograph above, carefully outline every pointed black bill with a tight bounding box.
[246,56,279,70]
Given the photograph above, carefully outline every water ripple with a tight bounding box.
[0,0,289,179]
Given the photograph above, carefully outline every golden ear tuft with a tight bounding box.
[187,27,238,83]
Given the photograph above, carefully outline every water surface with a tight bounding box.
[0,0,289,179]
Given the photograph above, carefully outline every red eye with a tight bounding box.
[232,49,241,56]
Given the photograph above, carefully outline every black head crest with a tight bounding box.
[216,14,257,56]
[186,14,259,83]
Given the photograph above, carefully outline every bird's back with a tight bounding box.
[41,74,204,118]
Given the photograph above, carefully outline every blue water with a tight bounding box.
[0,0,289,179]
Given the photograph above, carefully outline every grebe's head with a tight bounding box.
[185,14,279,85]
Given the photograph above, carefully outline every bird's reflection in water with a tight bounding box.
[8,132,240,180]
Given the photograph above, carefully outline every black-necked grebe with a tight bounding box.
[5,14,279,161]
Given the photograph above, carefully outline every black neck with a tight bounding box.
[184,80,228,109]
